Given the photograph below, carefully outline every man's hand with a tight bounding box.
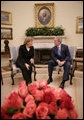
[57,60,65,66]
[30,58,34,64]
[60,61,65,66]
[57,59,61,66]
[25,63,30,70]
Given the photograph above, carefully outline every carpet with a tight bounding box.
[1,64,83,72]
[1,66,11,72]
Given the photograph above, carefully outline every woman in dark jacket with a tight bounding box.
[16,37,34,85]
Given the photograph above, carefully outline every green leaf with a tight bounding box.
[6,108,18,115]
[47,113,55,119]
[67,116,70,119]
[57,100,60,110]
[35,101,41,106]
[21,104,25,109]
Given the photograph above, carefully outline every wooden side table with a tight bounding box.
[73,57,83,69]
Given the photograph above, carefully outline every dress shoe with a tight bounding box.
[59,82,65,89]
[26,82,28,86]
[47,78,53,84]
[28,79,32,84]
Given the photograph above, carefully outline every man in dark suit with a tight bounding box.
[47,36,71,89]
[16,37,34,85]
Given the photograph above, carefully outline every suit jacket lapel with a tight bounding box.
[55,46,58,54]
[61,44,64,55]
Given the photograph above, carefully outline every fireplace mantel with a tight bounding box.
[33,36,66,40]
[33,36,66,49]
[34,36,56,39]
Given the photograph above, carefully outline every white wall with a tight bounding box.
[1,1,83,52]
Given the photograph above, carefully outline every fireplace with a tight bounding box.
[33,36,66,64]
[34,48,51,64]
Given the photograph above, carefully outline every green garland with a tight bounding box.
[25,26,64,36]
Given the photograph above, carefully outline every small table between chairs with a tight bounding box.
[73,57,83,69]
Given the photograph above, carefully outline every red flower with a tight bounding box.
[1,106,11,119]
[54,108,68,119]
[43,91,56,104]
[48,102,57,115]
[28,84,38,95]
[12,112,27,119]
[33,90,44,101]
[18,86,28,98]
[19,81,26,88]
[45,116,51,119]
[33,80,47,90]
[1,80,78,119]
[39,102,49,108]
[60,95,74,110]
[59,89,69,99]
[2,114,11,119]
[23,101,36,118]
[68,109,78,119]
[53,88,68,101]
[33,81,40,89]
[39,79,47,88]
[25,94,34,103]
[1,107,6,118]
[2,90,23,111]
[36,104,48,119]
[42,85,51,92]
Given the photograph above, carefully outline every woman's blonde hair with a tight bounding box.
[24,37,33,44]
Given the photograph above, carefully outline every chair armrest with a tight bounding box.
[30,63,36,72]
[30,63,35,68]
[71,59,76,70]
[9,57,13,62]
[9,58,14,70]
[74,57,83,62]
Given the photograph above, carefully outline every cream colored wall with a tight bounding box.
[1,1,83,52]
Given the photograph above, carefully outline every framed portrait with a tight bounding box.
[76,16,83,33]
[35,3,54,28]
[1,11,12,25]
[1,27,13,39]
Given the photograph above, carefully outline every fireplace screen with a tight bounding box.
[34,49,51,64]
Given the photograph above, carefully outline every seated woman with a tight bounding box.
[16,37,34,85]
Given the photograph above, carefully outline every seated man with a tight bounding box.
[16,37,34,85]
[47,36,71,89]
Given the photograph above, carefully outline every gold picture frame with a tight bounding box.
[76,16,83,33]
[1,11,12,25]
[1,27,13,40]
[35,3,54,28]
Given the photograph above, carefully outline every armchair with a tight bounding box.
[9,46,36,85]
[68,46,77,84]
[54,46,76,85]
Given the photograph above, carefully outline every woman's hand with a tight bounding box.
[25,63,30,70]
[30,58,34,64]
